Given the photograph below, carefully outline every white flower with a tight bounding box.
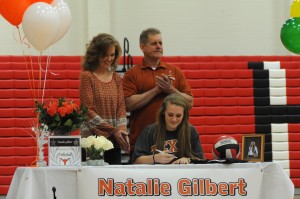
[93,136,113,151]
[81,137,93,148]
[81,135,113,151]
[102,139,114,151]
[86,136,95,145]
[94,136,106,150]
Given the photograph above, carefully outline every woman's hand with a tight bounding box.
[172,157,191,164]
[112,130,130,153]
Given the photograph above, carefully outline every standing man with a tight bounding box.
[122,28,193,155]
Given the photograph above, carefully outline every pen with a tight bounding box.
[155,149,164,153]
[156,149,177,158]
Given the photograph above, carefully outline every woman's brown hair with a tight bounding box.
[82,33,121,71]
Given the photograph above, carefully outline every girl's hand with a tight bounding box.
[154,152,176,164]
[172,157,191,164]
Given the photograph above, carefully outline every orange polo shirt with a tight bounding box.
[122,60,193,152]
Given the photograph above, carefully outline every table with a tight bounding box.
[6,162,294,199]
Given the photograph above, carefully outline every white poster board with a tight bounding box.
[48,136,81,166]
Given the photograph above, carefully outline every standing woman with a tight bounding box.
[133,93,204,164]
[80,33,130,165]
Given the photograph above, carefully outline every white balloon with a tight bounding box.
[22,2,59,51]
[51,0,71,44]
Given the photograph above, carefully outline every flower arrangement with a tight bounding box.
[81,135,114,160]
[35,97,88,135]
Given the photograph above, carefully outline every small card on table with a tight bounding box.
[48,136,81,166]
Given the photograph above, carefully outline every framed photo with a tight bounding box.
[241,134,265,162]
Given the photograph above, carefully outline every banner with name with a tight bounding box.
[48,136,81,166]
[77,164,262,198]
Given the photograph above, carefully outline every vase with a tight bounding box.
[85,149,108,166]
[37,160,47,167]
[87,159,105,166]
[37,129,47,167]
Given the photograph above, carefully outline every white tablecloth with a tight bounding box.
[6,162,294,199]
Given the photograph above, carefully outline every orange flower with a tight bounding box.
[47,105,57,116]
[49,101,58,108]
[57,106,68,117]
[35,97,87,135]
[65,104,74,115]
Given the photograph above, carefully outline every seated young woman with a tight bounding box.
[132,93,205,164]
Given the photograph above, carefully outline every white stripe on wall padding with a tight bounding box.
[270,87,286,96]
[269,78,286,87]
[271,123,288,133]
[270,96,287,105]
[269,69,286,78]
[272,142,289,151]
[272,133,288,142]
[272,151,289,160]
[264,61,280,69]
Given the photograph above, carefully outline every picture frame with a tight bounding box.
[241,134,265,162]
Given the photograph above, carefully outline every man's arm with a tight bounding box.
[125,86,161,112]
[156,74,194,108]
[169,88,194,108]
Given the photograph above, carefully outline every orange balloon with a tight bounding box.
[31,0,53,4]
[0,0,31,26]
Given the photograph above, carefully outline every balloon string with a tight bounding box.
[41,54,51,104]
[27,51,37,100]
[38,53,43,101]
[25,120,39,167]
[16,28,49,167]
[16,26,40,166]
[24,58,36,99]
[31,124,39,167]
[47,47,58,76]
[28,53,37,100]
[16,26,37,100]
[22,35,31,49]
[16,26,22,44]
